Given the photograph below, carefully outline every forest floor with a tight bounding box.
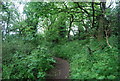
[46,57,69,80]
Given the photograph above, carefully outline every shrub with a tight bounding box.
[52,40,88,59]
[3,45,55,79]
[2,37,35,62]
[53,39,119,79]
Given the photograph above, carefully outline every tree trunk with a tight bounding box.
[97,1,106,41]
[6,11,10,35]
[97,15,104,41]
[78,27,81,40]
[68,15,73,41]
[91,1,95,29]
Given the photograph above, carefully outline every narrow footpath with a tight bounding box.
[46,57,69,80]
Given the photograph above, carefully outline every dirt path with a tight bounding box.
[46,57,69,80]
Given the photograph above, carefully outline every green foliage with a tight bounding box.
[3,45,55,79]
[2,1,119,80]
[53,38,119,79]
[52,39,89,58]
[44,12,67,45]
[2,37,35,63]
[108,35,118,47]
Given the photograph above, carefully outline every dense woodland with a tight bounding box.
[1,1,120,80]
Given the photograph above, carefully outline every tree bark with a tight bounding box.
[97,1,106,41]
[68,14,74,41]
[91,1,95,29]
[6,11,10,35]
[97,15,104,41]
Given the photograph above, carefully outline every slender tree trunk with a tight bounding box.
[68,15,73,41]
[6,11,10,35]
[59,25,66,38]
[91,1,95,29]
[97,15,105,41]
[78,29,81,40]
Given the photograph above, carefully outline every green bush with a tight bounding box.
[52,40,89,59]
[2,37,35,62]
[3,45,55,79]
[53,39,119,79]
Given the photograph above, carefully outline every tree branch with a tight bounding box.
[105,30,112,48]
[106,0,113,9]
[74,2,90,16]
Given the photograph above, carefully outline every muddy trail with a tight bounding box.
[46,57,69,81]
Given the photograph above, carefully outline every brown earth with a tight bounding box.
[46,57,69,81]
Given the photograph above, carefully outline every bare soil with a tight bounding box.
[46,57,69,80]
